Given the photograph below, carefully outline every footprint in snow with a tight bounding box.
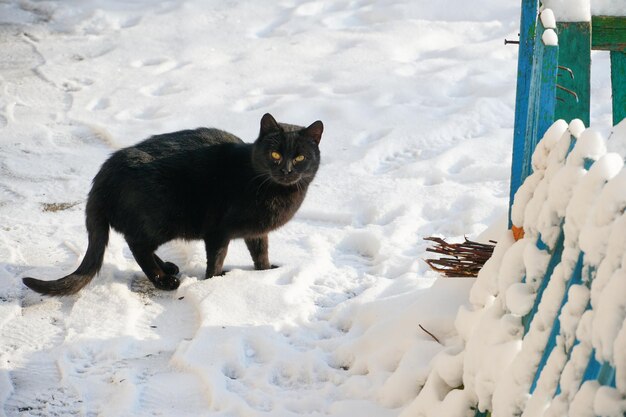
[115,105,169,121]
[375,148,420,174]
[140,81,187,97]
[340,232,379,258]
[352,127,393,147]
[130,274,160,298]
[252,14,291,38]
[86,97,110,111]
[130,57,182,75]
[232,94,278,112]
[5,387,82,416]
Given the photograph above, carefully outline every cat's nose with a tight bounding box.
[281,162,293,174]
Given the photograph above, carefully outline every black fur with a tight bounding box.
[23,113,323,295]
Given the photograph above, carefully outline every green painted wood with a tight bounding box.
[591,16,626,52]
[554,22,591,126]
[610,51,626,125]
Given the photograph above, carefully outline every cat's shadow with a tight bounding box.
[187,263,282,278]
[11,259,283,304]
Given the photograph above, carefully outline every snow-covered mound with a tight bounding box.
[403,119,626,416]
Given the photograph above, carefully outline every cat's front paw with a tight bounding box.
[152,274,180,291]
[205,268,227,279]
[254,262,278,271]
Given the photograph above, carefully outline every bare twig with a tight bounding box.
[423,236,496,277]
[419,324,442,345]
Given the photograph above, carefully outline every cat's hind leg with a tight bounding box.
[154,254,180,276]
[128,241,180,290]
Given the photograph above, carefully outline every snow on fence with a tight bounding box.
[402,118,626,417]
[402,2,626,416]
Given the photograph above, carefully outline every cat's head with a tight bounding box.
[252,113,323,187]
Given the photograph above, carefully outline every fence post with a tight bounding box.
[508,0,540,228]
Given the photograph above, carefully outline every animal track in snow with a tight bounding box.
[352,128,393,147]
[61,77,94,93]
[115,105,168,121]
[232,94,278,112]
[86,97,110,111]
[130,274,160,297]
[140,81,186,97]
[252,14,291,38]
[375,148,420,174]
[4,387,82,416]
[120,16,142,29]
[335,230,382,270]
[130,57,181,74]
[447,155,474,175]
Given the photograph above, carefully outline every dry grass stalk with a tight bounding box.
[423,236,496,278]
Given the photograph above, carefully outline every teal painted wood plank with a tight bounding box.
[537,41,559,142]
[591,16,626,52]
[554,22,591,126]
[610,51,626,125]
[519,21,558,196]
[508,0,540,227]
[521,19,547,184]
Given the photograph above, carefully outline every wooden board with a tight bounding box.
[611,51,626,125]
[592,16,626,52]
[554,22,591,127]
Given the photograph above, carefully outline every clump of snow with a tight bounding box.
[533,120,569,171]
[542,29,558,46]
[569,119,586,139]
[567,128,607,168]
[541,0,591,22]
[594,386,626,417]
[511,119,568,229]
[607,119,626,158]
[540,9,557,29]
[505,282,535,316]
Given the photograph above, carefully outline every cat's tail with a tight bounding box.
[23,202,110,296]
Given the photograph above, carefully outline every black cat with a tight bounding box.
[23,113,323,296]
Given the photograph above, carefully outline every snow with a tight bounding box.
[541,0,591,22]
[0,0,522,416]
[541,0,626,22]
[542,29,558,47]
[1,0,623,416]
[540,9,557,29]
[403,116,626,416]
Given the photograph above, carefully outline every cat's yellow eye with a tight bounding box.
[271,151,282,161]
[294,155,305,163]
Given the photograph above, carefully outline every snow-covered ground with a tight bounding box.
[0,1,615,416]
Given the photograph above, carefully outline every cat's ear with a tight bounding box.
[260,113,280,137]
[302,120,323,145]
